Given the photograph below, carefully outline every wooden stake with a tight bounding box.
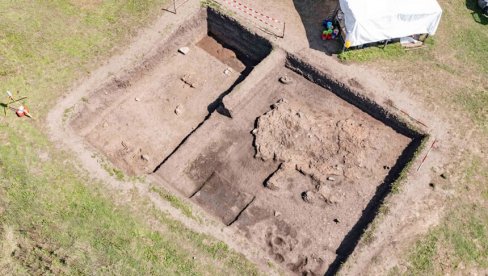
[417,139,437,172]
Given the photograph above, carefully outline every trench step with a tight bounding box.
[191,171,255,225]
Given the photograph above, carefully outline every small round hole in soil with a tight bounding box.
[273,237,285,246]
[274,253,285,263]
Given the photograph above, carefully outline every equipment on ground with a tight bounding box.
[1,91,32,119]
[479,0,488,16]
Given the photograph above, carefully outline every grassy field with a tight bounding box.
[338,0,488,274]
[0,1,258,274]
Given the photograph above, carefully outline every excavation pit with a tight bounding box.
[69,8,425,276]
[155,53,422,274]
[70,9,271,175]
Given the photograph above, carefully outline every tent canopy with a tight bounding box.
[339,0,442,47]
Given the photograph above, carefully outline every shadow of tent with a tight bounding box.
[466,0,488,25]
[292,0,343,55]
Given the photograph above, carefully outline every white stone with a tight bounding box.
[178,47,190,55]
[175,105,183,115]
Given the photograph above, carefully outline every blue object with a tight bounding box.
[322,19,332,28]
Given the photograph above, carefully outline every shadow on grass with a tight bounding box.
[291,0,343,55]
[466,0,488,25]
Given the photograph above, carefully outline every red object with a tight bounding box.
[16,106,29,117]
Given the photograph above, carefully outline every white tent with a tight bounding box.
[339,0,443,47]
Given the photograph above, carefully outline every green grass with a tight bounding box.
[201,0,222,10]
[101,161,126,181]
[338,43,407,62]
[151,186,197,220]
[1,128,197,274]
[407,232,439,274]
[390,136,430,194]
[402,156,488,274]
[152,211,259,275]
[405,206,488,275]
[337,37,437,62]
[0,0,172,115]
[340,0,488,273]
[458,89,488,132]
[339,0,488,133]
[0,1,258,274]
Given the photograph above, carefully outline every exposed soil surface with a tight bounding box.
[154,60,411,274]
[60,7,426,276]
[70,13,256,176]
[254,99,372,184]
[197,36,247,73]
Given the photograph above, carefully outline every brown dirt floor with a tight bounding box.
[47,1,454,275]
[154,62,410,274]
[71,34,245,175]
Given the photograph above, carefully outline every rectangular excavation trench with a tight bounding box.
[69,8,426,276]
[284,55,427,275]
[70,8,272,176]
[154,52,426,275]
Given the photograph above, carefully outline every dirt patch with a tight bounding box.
[197,36,247,73]
[254,99,371,184]
[192,172,255,225]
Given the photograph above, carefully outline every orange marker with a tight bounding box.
[16,105,33,118]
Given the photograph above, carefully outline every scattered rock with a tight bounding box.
[429,182,435,189]
[301,191,314,203]
[192,256,196,260]
[333,218,340,224]
[440,173,448,179]
[175,105,183,115]
[265,181,279,191]
[178,47,190,55]
[328,194,341,204]
[383,165,390,170]
[327,176,336,181]
[277,98,287,104]
[318,185,340,204]
[279,75,293,84]
[270,98,287,109]
[223,68,232,75]
[254,100,367,186]
[274,210,281,217]
[251,129,258,135]
[181,74,197,88]
[135,97,140,102]
[141,154,149,162]
[102,121,109,128]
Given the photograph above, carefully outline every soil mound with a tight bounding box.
[253,99,370,184]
